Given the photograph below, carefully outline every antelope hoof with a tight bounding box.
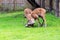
[43,24,47,27]
[25,24,29,27]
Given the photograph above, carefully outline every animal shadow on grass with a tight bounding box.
[25,23,43,28]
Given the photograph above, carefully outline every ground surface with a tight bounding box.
[0,11,60,40]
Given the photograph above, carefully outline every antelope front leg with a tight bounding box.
[25,20,35,27]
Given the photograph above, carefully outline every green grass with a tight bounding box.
[0,11,60,40]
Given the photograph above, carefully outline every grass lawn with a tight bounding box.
[0,11,60,40]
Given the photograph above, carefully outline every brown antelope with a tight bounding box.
[24,8,35,27]
[31,8,46,27]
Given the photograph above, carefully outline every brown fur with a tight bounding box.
[24,8,35,27]
[31,8,46,27]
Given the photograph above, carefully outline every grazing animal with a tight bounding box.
[24,8,35,27]
[31,8,46,27]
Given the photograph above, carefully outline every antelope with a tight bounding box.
[24,8,47,27]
